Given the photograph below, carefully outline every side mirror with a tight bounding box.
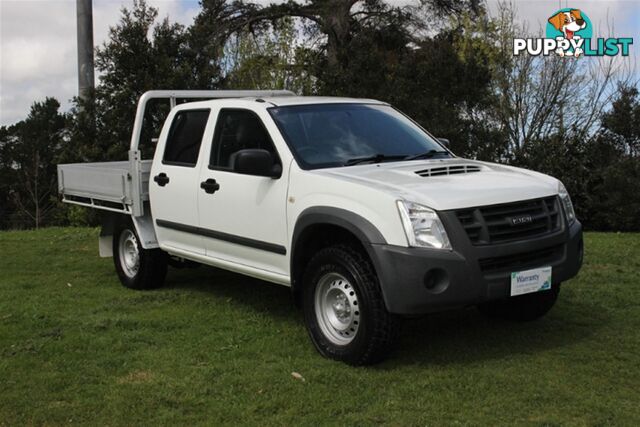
[437,137,451,148]
[232,149,281,178]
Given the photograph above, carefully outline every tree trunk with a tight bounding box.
[34,150,39,229]
[322,0,355,69]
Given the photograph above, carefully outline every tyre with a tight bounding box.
[478,283,561,321]
[113,221,168,290]
[302,244,399,365]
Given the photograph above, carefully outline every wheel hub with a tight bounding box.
[118,229,140,278]
[332,293,351,321]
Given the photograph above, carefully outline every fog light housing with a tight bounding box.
[423,268,449,294]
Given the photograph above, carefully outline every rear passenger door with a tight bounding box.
[197,108,289,276]
[150,108,211,255]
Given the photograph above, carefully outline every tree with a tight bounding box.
[223,18,315,93]
[79,0,493,163]
[600,85,640,157]
[192,0,484,92]
[52,0,207,166]
[486,3,629,153]
[0,126,14,228]
[0,98,67,229]
[84,0,199,161]
[511,84,640,232]
[587,85,640,231]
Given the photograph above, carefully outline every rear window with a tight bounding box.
[163,109,210,166]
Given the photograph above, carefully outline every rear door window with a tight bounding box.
[163,109,210,166]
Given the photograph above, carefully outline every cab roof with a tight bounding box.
[254,96,387,107]
[174,96,387,111]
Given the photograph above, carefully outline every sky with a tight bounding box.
[0,0,638,126]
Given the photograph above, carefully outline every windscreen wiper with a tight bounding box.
[344,154,407,166]
[404,150,450,161]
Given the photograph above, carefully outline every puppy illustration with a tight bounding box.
[548,9,587,57]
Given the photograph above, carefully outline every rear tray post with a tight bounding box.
[129,149,144,217]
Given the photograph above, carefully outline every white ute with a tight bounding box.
[58,90,584,365]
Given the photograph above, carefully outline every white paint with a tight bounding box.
[143,96,563,283]
[195,102,292,276]
[62,95,569,284]
[149,106,207,255]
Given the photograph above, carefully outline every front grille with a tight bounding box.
[456,196,561,245]
[479,244,564,274]
[415,164,482,177]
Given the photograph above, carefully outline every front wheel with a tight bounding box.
[302,244,400,365]
[478,283,561,321]
[113,221,168,290]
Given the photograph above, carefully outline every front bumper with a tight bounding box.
[370,217,583,315]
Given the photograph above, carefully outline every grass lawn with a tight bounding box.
[1,228,639,425]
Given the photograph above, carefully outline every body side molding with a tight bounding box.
[156,219,287,255]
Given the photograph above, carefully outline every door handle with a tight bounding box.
[200,178,220,194]
[153,173,170,187]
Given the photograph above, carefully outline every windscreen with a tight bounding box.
[268,103,446,169]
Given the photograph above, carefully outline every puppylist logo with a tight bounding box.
[513,8,633,57]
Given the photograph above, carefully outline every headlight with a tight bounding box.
[396,200,451,249]
[558,181,576,225]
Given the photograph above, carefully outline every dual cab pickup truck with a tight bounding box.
[58,90,583,365]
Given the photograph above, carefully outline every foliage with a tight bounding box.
[0,98,67,229]
[1,228,640,424]
[587,85,640,231]
[92,0,196,160]
[513,84,640,231]
[223,18,316,94]
[601,85,640,157]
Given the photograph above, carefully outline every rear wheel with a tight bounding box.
[302,244,399,365]
[478,284,561,321]
[113,221,167,290]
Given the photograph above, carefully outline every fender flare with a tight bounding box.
[290,206,388,298]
